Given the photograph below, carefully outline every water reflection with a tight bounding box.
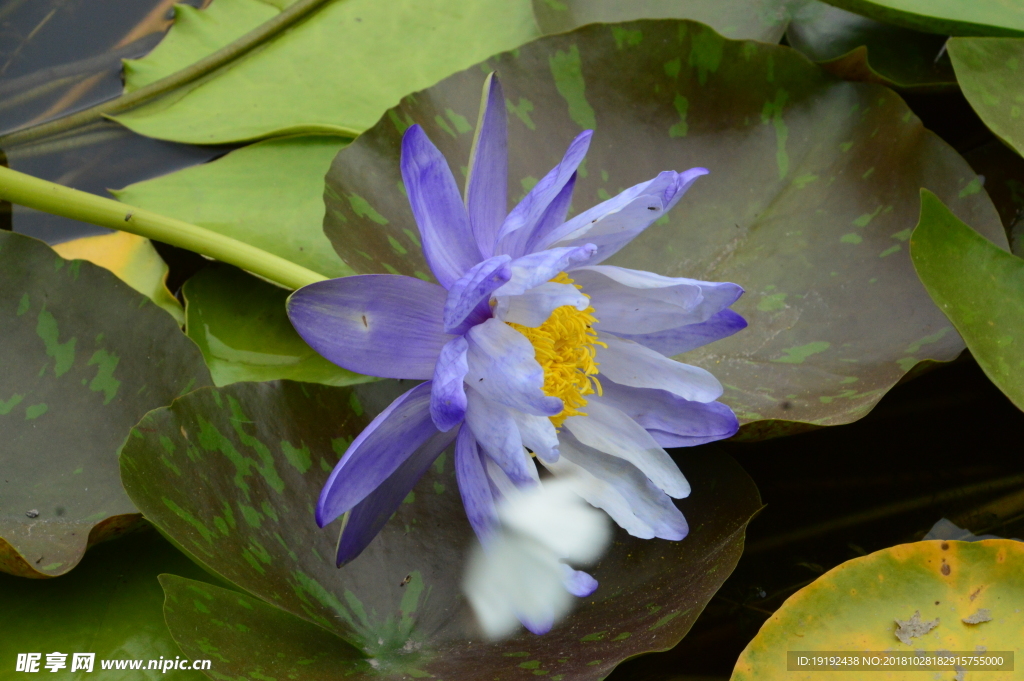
[0,0,223,244]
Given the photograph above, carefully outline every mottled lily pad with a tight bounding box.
[322,20,1004,434]
[911,191,1024,411]
[114,0,543,143]
[787,0,956,92]
[731,539,1024,680]
[120,380,761,679]
[0,529,210,680]
[0,231,211,578]
[948,37,1024,159]
[532,0,804,42]
[183,264,376,386]
[819,0,1024,37]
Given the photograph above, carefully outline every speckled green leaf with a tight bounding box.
[962,139,1024,253]
[114,136,352,279]
[183,264,376,387]
[0,231,211,578]
[787,1,956,92]
[820,0,1024,37]
[911,190,1024,411]
[322,20,1005,435]
[0,529,211,680]
[120,381,761,679]
[948,37,1024,159]
[532,0,804,42]
[113,0,542,144]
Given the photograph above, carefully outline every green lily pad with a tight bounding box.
[819,0,1024,37]
[910,190,1024,411]
[322,20,1004,433]
[731,539,1024,680]
[787,1,956,91]
[0,528,211,681]
[948,37,1024,159]
[120,380,761,679]
[962,139,1024,252]
[532,0,804,42]
[0,231,211,578]
[183,263,376,387]
[114,0,542,144]
[114,135,353,279]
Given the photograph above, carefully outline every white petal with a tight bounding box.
[464,389,535,485]
[545,433,689,540]
[562,398,690,498]
[464,535,568,640]
[596,332,723,402]
[465,318,562,416]
[497,479,611,564]
[494,282,589,327]
[509,408,560,462]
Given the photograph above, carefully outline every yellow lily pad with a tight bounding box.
[732,540,1024,680]
[53,231,183,325]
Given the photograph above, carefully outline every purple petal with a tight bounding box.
[430,337,469,431]
[520,172,576,256]
[614,309,748,356]
[560,565,598,597]
[538,168,708,264]
[317,381,437,527]
[465,73,508,258]
[455,425,498,543]
[335,425,456,566]
[598,378,739,447]
[401,125,482,288]
[573,265,744,335]
[493,244,597,298]
[519,611,555,635]
[495,131,592,255]
[443,255,511,334]
[465,318,562,416]
[288,275,450,380]
[464,388,537,485]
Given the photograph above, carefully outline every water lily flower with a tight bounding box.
[287,73,745,629]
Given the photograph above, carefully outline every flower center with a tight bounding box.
[506,272,604,428]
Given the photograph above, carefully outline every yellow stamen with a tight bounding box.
[507,272,605,427]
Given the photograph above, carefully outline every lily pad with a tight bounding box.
[819,0,1024,37]
[0,231,211,578]
[52,231,184,325]
[322,20,1004,433]
[731,539,1024,680]
[787,1,957,91]
[532,0,804,42]
[948,37,1024,159]
[114,0,542,143]
[911,190,1024,411]
[119,380,761,679]
[183,263,376,386]
[114,135,352,279]
[0,528,211,680]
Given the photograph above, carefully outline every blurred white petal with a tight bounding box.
[463,480,611,640]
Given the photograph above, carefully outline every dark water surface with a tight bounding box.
[0,0,224,244]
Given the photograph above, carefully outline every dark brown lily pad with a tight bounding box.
[321,20,1005,435]
[120,380,761,679]
[0,231,211,578]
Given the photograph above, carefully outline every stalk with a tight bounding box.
[0,165,326,290]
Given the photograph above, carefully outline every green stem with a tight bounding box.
[0,165,327,290]
[0,0,333,148]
